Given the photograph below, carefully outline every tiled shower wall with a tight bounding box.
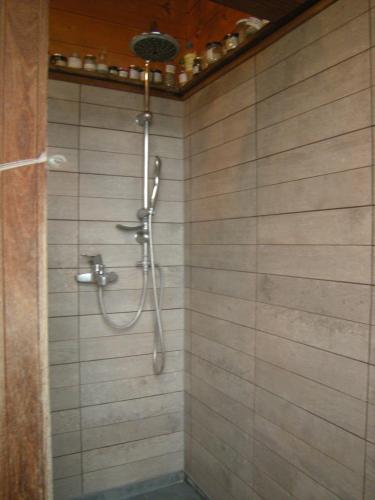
[184,0,375,498]
[47,82,185,498]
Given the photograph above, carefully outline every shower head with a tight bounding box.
[130,31,179,62]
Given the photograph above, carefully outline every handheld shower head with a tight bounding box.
[130,31,179,62]
[150,156,161,210]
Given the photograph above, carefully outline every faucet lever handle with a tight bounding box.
[116,223,143,232]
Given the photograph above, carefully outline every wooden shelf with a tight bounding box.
[48,65,181,99]
[48,0,336,101]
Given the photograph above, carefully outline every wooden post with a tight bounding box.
[0,0,51,498]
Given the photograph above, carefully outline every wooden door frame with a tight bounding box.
[0,0,52,498]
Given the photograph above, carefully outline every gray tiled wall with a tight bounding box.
[184,0,375,499]
[47,82,185,499]
[48,1,375,499]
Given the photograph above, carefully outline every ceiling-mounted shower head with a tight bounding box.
[130,31,179,62]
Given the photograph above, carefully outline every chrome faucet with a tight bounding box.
[76,254,118,287]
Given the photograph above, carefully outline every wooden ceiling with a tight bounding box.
[211,0,307,21]
[49,0,248,69]
[49,0,318,71]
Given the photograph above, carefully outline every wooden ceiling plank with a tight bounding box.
[209,0,302,21]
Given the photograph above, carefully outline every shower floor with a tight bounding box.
[129,481,204,499]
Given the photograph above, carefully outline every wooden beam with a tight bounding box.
[0,0,51,498]
[210,0,305,21]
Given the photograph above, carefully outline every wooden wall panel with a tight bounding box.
[0,0,51,499]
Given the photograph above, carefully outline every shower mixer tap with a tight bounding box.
[95,28,178,375]
[76,254,118,287]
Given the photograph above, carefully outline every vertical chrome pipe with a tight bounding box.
[144,59,150,114]
[143,60,151,211]
[142,60,151,270]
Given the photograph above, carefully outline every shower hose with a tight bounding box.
[97,212,166,374]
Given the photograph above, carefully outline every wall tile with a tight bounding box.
[48,172,78,196]
[191,219,256,245]
[81,372,183,406]
[256,359,367,436]
[47,147,79,173]
[81,392,183,428]
[255,414,363,500]
[54,475,82,500]
[257,89,371,157]
[190,162,256,200]
[191,132,256,177]
[48,195,78,220]
[80,149,184,180]
[48,80,80,101]
[257,244,372,284]
[83,452,183,495]
[48,123,79,148]
[190,244,256,272]
[192,334,255,383]
[190,189,256,221]
[257,128,372,186]
[256,14,370,101]
[189,78,256,133]
[255,0,369,73]
[258,207,372,245]
[81,103,183,137]
[191,268,256,300]
[82,412,182,451]
[256,332,368,399]
[82,432,183,473]
[53,453,82,479]
[257,274,371,323]
[257,168,372,215]
[191,312,255,356]
[255,387,365,473]
[48,98,80,125]
[256,302,369,361]
[52,409,81,435]
[253,440,341,500]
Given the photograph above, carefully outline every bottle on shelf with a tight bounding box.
[96,50,108,73]
[178,59,188,87]
[183,41,196,81]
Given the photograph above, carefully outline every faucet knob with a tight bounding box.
[81,254,103,266]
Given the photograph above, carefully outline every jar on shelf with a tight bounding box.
[205,41,222,65]
[67,53,82,69]
[50,53,67,67]
[118,67,129,78]
[164,64,176,88]
[83,54,96,71]
[108,66,119,76]
[129,65,140,80]
[96,50,108,73]
[192,56,202,77]
[178,69,188,87]
[223,32,239,54]
[236,17,267,43]
[153,69,163,84]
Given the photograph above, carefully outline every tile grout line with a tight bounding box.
[77,82,84,496]
[363,3,374,498]
[253,48,261,499]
